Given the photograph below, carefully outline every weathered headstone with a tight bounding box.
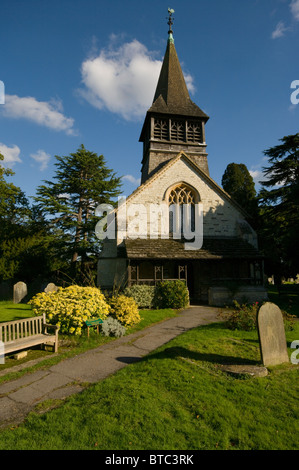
[268,276,274,285]
[13,281,27,304]
[44,282,58,293]
[257,302,289,366]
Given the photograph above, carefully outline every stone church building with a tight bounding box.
[97,20,267,306]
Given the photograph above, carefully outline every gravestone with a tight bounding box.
[257,302,289,366]
[44,282,58,293]
[13,281,27,304]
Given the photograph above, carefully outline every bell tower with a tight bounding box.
[139,9,209,184]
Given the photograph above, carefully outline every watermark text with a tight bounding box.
[95,197,203,250]
[290,80,299,105]
[290,340,299,364]
[0,81,4,104]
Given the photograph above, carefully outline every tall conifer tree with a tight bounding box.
[221,162,257,219]
[259,133,299,277]
[35,145,122,280]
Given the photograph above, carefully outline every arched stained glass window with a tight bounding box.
[168,184,198,237]
[168,185,196,205]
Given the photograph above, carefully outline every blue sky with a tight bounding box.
[0,0,298,203]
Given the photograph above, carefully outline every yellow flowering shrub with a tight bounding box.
[108,295,140,327]
[29,285,110,335]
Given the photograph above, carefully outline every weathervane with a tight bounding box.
[167,8,175,34]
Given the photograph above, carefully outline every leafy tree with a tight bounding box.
[34,145,122,281]
[221,163,257,220]
[0,233,64,283]
[0,153,65,284]
[258,133,299,278]
[0,153,31,238]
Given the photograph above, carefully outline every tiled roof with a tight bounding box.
[120,237,263,260]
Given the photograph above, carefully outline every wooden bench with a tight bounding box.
[0,314,59,356]
[85,318,103,337]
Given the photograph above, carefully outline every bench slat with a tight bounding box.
[0,315,59,355]
[4,334,55,355]
[0,316,44,341]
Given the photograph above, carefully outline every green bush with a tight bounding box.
[153,280,189,309]
[29,285,110,335]
[108,294,141,327]
[101,317,126,337]
[220,300,258,331]
[220,300,296,331]
[124,284,155,308]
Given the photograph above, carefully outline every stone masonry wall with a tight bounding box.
[118,156,248,244]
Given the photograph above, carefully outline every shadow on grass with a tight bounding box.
[116,346,258,367]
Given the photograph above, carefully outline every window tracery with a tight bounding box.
[168,184,198,235]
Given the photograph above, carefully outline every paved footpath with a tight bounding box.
[0,306,221,429]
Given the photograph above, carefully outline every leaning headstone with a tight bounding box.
[13,281,27,304]
[44,282,58,293]
[257,302,289,366]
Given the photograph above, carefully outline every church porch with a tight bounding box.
[123,237,267,305]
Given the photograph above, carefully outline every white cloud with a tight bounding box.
[123,174,141,185]
[249,157,268,187]
[79,40,161,120]
[183,73,196,95]
[271,21,289,38]
[290,0,299,20]
[249,169,264,184]
[30,149,51,171]
[271,2,299,40]
[249,159,285,189]
[2,95,76,135]
[0,142,22,166]
[79,39,195,121]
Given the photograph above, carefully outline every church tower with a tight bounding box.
[98,9,267,306]
[139,10,209,184]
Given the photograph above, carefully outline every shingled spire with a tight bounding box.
[150,21,208,119]
[139,10,210,184]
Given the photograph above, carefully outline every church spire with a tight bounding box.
[139,9,210,183]
[149,9,208,119]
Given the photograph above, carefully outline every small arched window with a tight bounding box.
[168,184,199,238]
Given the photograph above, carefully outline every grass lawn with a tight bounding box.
[0,290,298,450]
[0,301,32,322]
[0,321,298,450]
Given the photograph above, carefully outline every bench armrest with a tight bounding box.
[44,323,60,331]
[43,323,59,352]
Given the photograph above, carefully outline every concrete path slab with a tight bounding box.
[0,306,221,429]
